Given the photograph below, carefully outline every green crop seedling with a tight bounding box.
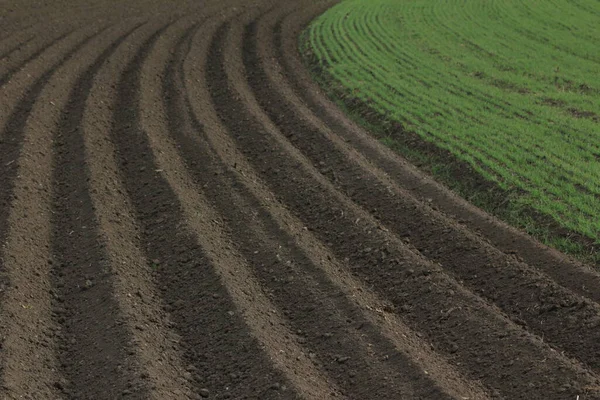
[303,0,600,261]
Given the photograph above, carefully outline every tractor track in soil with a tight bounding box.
[1,0,600,399]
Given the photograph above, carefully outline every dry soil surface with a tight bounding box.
[2,0,600,399]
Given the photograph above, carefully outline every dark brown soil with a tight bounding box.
[1,0,600,399]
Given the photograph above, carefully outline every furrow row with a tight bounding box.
[111,7,336,399]
[0,28,103,274]
[0,22,130,398]
[0,30,73,87]
[2,1,599,399]
[280,4,600,307]
[0,35,33,64]
[250,4,600,375]
[184,7,491,400]
[205,4,600,399]
[2,17,207,399]
[49,22,149,399]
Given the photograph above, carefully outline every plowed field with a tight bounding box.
[1,1,600,399]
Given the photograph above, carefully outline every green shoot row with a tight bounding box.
[304,0,600,244]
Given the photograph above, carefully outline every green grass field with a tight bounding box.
[302,0,600,259]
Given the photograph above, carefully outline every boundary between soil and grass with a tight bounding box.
[298,30,599,266]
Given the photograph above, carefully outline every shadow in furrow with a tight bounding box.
[0,35,33,61]
[50,24,148,400]
[169,23,451,399]
[110,22,295,399]
[206,11,600,400]
[247,17,600,374]
[0,31,73,87]
[282,5,600,310]
[0,29,95,247]
[0,26,108,377]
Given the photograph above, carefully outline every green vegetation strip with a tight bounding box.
[302,0,600,259]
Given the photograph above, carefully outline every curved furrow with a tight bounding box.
[109,9,338,399]
[0,23,127,399]
[0,27,37,57]
[182,10,492,400]
[77,19,214,399]
[290,0,598,310]
[168,11,484,400]
[0,35,33,62]
[283,5,600,291]
[0,28,105,355]
[0,18,49,40]
[49,21,179,400]
[172,111,456,398]
[1,1,599,398]
[0,28,84,120]
[0,31,73,87]
[283,0,600,337]
[248,5,600,374]
[138,11,341,399]
[179,94,445,398]
[0,28,103,271]
[206,4,600,399]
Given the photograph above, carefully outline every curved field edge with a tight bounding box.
[299,0,600,265]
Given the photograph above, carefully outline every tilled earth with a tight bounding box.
[1,0,600,399]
